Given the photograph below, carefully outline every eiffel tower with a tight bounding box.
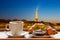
[35,8,39,22]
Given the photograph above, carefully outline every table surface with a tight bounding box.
[0,29,60,40]
[0,38,60,40]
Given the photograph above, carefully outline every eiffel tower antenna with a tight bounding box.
[35,8,39,22]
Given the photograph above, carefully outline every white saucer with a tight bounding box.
[6,31,29,36]
[6,31,33,38]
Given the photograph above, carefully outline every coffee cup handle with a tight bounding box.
[5,24,9,30]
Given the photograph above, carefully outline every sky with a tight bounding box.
[0,0,60,22]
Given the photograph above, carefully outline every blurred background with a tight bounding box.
[0,0,60,30]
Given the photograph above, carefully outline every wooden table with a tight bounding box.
[0,38,60,40]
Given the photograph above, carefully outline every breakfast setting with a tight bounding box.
[0,21,60,40]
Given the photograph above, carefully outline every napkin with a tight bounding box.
[50,32,60,38]
[0,31,8,38]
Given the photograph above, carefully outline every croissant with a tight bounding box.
[47,29,58,35]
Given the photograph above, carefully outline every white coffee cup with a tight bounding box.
[5,21,24,36]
